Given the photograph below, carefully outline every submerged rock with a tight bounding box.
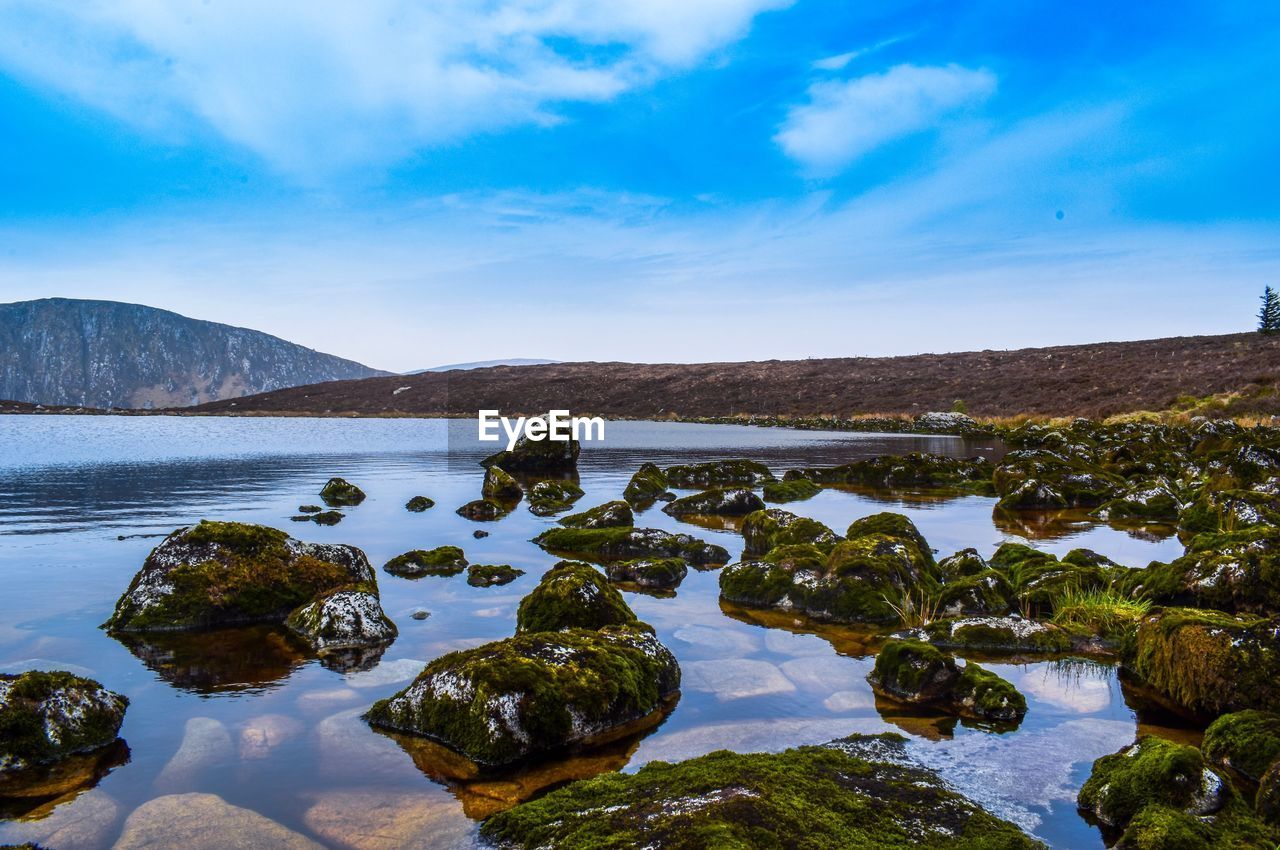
[384,546,468,578]
[661,487,765,517]
[622,462,670,507]
[482,466,523,501]
[405,496,435,512]
[104,521,375,632]
[762,477,821,502]
[605,558,687,591]
[526,480,585,516]
[113,792,324,850]
[365,624,678,768]
[1202,710,1280,782]
[466,564,525,587]
[284,586,398,653]
[559,500,633,529]
[515,561,635,633]
[740,509,840,558]
[482,433,580,473]
[479,734,1046,849]
[456,499,511,522]
[533,526,729,567]
[663,458,774,488]
[320,477,365,507]
[867,639,1027,724]
[0,671,129,797]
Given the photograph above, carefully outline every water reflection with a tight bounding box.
[112,627,312,695]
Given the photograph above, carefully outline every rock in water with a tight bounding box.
[479,734,1046,849]
[1202,710,1280,782]
[559,500,634,529]
[526,480,585,516]
[113,792,324,850]
[0,671,128,797]
[383,547,468,578]
[663,459,774,488]
[762,477,821,502]
[456,499,510,522]
[466,564,525,587]
[533,527,728,567]
[605,558,687,590]
[285,586,398,652]
[868,639,1027,723]
[365,625,679,768]
[661,488,765,517]
[622,463,669,507]
[740,509,840,557]
[482,433,580,473]
[320,477,366,507]
[405,495,435,512]
[103,520,376,632]
[515,561,635,633]
[481,466,523,501]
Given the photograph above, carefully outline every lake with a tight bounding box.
[0,416,1191,849]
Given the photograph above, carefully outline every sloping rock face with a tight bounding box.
[104,521,375,632]
[480,734,1046,850]
[0,670,128,796]
[365,625,679,768]
[0,297,387,408]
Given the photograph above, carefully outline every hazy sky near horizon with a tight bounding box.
[0,1,1277,372]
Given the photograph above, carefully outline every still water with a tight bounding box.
[0,416,1188,848]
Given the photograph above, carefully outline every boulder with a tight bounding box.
[365,624,678,767]
[515,561,635,633]
[456,499,510,521]
[297,505,322,514]
[466,564,525,587]
[1202,710,1280,782]
[605,558,688,591]
[320,477,365,507]
[920,616,1073,653]
[405,496,435,512]
[937,548,990,580]
[105,521,375,632]
[292,510,343,525]
[384,546,467,578]
[0,671,128,797]
[559,500,634,529]
[284,586,397,652]
[482,433,580,473]
[481,466,523,501]
[934,570,1016,618]
[1134,527,1280,616]
[533,527,729,567]
[1178,488,1280,536]
[867,639,1027,723]
[988,543,1113,617]
[914,411,980,432]
[663,459,774,488]
[480,734,1045,850]
[622,462,669,507]
[762,477,821,502]
[113,792,324,850]
[526,480,584,516]
[741,509,840,558]
[789,453,991,491]
[661,488,765,517]
[1078,737,1228,830]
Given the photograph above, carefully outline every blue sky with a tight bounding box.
[0,1,1277,371]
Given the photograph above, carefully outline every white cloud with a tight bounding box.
[776,63,997,174]
[0,0,789,174]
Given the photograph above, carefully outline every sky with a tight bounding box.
[0,1,1278,372]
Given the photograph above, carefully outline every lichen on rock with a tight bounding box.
[605,557,687,591]
[661,487,765,518]
[515,561,636,633]
[284,584,397,653]
[559,500,633,529]
[526,480,585,516]
[466,564,525,587]
[663,458,774,488]
[622,463,669,507]
[762,477,822,503]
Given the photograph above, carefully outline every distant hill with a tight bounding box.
[0,298,389,409]
[412,358,560,373]
[186,331,1280,420]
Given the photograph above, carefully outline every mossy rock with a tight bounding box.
[1078,737,1229,830]
[405,496,435,512]
[467,564,525,587]
[297,504,322,514]
[1093,481,1183,522]
[951,663,1026,723]
[868,639,1026,724]
[365,624,678,767]
[938,548,990,580]
[992,452,1122,510]
[482,466,523,501]
[456,499,510,522]
[479,734,1046,849]
[0,671,129,794]
[1202,711,1280,782]
[284,584,397,652]
[1177,488,1280,537]
[527,480,585,516]
[922,617,1073,653]
[384,546,467,578]
[790,453,992,491]
[1259,761,1280,825]
[533,527,729,567]
[1134,527,1280,616]
[622,462,668,507]
[516,561,636,633]
[105,521,375,632]
[663,458,774,488]
[661,487,765,517]
[845,513,936,570]
[292,510,344,526]
[762,477,821,503]
[989,544,1111,617]
[320,477,365,507]
[560,501,634,529]
[482,432,580,473]
[935,570,1015,618]
[605,558,687,590]
[1125,608,1280,717]
[741,509,840,558]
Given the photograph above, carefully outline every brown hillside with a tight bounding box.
[184,332,1280,419]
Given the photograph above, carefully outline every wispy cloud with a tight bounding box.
[0,0,790,176]
[810,35,908,71]
[776,63,997,175]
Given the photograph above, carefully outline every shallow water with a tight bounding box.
[0,416,1191,849]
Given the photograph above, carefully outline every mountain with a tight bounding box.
[412,358,560,373]
[187,331,1280,420]
[0,298,390,409]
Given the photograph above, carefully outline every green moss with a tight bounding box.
[405,495,435,512]
[482,466,523,500]
[466,564,525,587]
[623,463,668,506]
[789,454,993,491]
[663,459,775,487]
[384,546,468,578]
[0,671,128,771]
[480,735,1045,850]
[310,510,344,526]
[1078,737,1219,829]
[456,499,510,521]
[1203,711,1280,782]
[482,433,580,473]
[846,513,936,570]
[560,500,634,528]
[1179,489,1280,537]
[320,477,365,507]
[605,558,688,590]
[935,570,1015,617]
[533,526,729,567]
[366,624,677,766]
[297,504,322,514]
[662,487,766,517]
[938,549,990,580]
[1259,761,1280,825]
[762,477,822,503]
[527,480,586,516]
[1137,527,1280,616]
[952,663,1027,723]
[741,509,840,557]
[516,561,636,632]
[869,639,958,703]
[923,618,1073,653]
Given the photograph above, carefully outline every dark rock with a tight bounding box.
[516,562,635,633]
[622,462,668,507]
[1135,527,1280,616]
[527,480,585,516]
[405,496,435,512]
[534,527,729,567]
[661,487,765,517]
[456,499,510,522]
[482,466,523,501]
[559,500,634,529]
[320,477,366,507]
[384,547,467,578]
[605,558,688,590]
[663,459,774,488]
[482,433,580,473]
[467,564,525,587]
[762,477,821,502]
[473,529,490,539]
[741,509,840,558]
[867,639,1026,724]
